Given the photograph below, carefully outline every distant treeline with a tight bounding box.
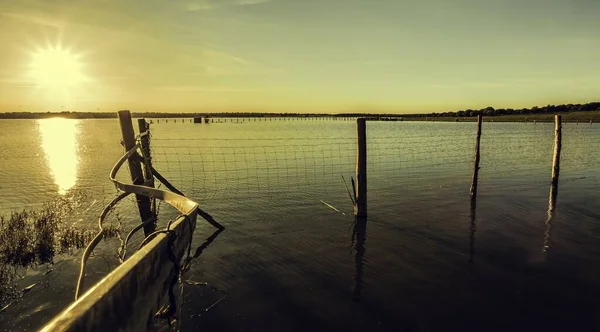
[412,102,600,118]
[1,102,599,119]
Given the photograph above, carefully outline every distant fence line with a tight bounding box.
[143,114,598,124]
[148,117,360,124]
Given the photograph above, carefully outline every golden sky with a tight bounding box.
[0,0,599,113]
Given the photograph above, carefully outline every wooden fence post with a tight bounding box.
[138,119,155,187]
[545,115,561,254]
[137,118,157,230]
[355,118,367,217]
[469,115,482,201]
[551,114,562,190]
[118,110,155,236]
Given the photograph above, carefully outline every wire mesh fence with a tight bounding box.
[479,123,555,187]
[561,123,600,178]
[479,122,600,189]
[152,139,356,204]
[148,119,600,215]
[78,117,600,301]
[367,132,474,193]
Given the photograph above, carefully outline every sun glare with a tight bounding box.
[29,46,87,89]
[38,118,80,195]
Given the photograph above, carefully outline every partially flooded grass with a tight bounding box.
[0,194,121,308]
[0,268,19,311]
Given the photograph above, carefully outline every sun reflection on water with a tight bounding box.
[37,118,79,195]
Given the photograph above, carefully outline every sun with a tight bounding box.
[29,46,87,89]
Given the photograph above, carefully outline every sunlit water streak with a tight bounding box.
[37,118,80,195]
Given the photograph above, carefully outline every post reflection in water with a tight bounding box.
[543,183,558,254]
[352,216,367,301]
[37,118,80,195]
[469,199,477,264]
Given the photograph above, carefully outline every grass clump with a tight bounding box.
[0,210,55,267]
[0,197,121,308]
[0,197,121,269]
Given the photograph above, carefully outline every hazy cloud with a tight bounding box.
[238,0,273,5]
[175,48,284,76]
[156,85,261,92]
[185,0,274,11]
[186,1,212,11]
[0,12,64,29]
[0,78,33,88]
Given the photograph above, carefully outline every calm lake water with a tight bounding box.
[1,118,600,331]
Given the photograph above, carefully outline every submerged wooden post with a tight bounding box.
[551,115,562,190]
[118,111,155,236]
[355,118,367,217]
[469,115,482,201]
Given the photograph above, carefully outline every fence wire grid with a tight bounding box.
[149,120,600,211]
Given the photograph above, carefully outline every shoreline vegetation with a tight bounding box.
[0,195,120,308]
[0,102,599,122]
